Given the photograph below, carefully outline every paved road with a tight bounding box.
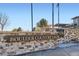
[19,43,79,56]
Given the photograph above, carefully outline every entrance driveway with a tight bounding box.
[22,43,79,56]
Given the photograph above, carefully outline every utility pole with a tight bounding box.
[31,3,33,31]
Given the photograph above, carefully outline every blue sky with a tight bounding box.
[0,3,79,31]
[56,3,79,24]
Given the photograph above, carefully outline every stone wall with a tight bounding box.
[64,28,79,42]
[0,39,58,56]
[64,28,79,37]
[2,32,59,43]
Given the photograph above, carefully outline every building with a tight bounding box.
[72,16,79,27]
[55,24,72,28]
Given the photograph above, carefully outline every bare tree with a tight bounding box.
[0,13,8,31]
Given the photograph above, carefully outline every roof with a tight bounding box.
[72,16,79,20]
[55,24,69,26]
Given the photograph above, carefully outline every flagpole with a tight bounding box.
[52,3,54,30]
[57,3,60,28]
[31,3,33,31]
[58,3,60,26]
